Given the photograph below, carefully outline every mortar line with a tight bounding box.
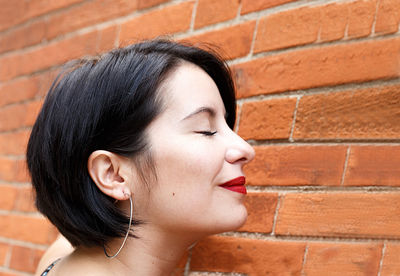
[371,0,381,35]
[340,146,351,186]
[234,101,243,133]
[248,16,260,56]
[377,242,387,276]
[270,194,282,235]
[288,96,301,142]
[300,244,309,276]
[189,0,199,33]
[183,246,193,276]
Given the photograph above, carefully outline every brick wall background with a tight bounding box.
[0,0,399,275]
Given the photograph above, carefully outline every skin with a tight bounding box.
[36,62,255,275]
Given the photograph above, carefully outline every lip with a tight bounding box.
[218,176,246,194]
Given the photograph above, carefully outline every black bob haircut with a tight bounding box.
[26,39,237,248]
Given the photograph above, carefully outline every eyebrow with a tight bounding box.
[181,107,218,121]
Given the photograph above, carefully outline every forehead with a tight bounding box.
[160,62,225,116]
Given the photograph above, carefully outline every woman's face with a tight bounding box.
[133,62,255,237]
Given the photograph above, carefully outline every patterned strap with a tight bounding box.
[40,258,61,276]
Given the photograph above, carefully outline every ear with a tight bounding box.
[87,150,131,201]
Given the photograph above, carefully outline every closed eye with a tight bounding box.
[195,131,217,136]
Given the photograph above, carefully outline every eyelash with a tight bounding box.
[196,131,217,136]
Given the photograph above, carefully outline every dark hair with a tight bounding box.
[26,39,236,248]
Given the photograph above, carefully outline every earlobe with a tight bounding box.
[88,150,131,201]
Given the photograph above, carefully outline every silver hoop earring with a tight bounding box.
[104,195,133,259]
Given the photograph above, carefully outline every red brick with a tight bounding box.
[0,158,29,183]
[0,273,19,276]
[191,236,305,275]
[0,76,41,108]
[293,85,400,140]
[9,245,44,273]
[14,186,37,213]
[120,2,194,43]
[137,0,170,10]
[381,243,400,275]
[194,0,239,29]
[0,185,18,211]
[241,0,298,15]
[0,214,57,244]
[0,242,9,266]
[0,31,98,82]
[183,21,255,60]
[0,20,46,54]
[0,0,84,32]
[46,0,137,40]
[344,146,400,186]
[238,192,278,233]
[276,193,400,238]
[347,0,376,39]
[375,0,400,34]
[238,98,297,140]
[320,2,347,42]
[97,25,118,53]
[304,242,382,276]
[254,6,319,53]
[0,100,42,132]
[233,37,400,97]
[244,146,347,186]
[0,130,30,156]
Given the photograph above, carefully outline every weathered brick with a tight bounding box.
[293,85,400,140]
[244,146,347,186]
[194,0,239,29]
[0,130,30,156]
[234,37,400,97]
[254,6,320,53]
[97,25,118,53]
[0,76,41,108]
[238,98,297,140]
[276,193,400,238]
[191,236,305,275]
[344,146,400,186]
[304,242,383,276]
[46,0,137,40]
[320,2,347,42]
[381,243,400,276]
[347,0,376,38]
[238,192,278,233]
[9,245,44,273]
[0,158,29,183]
[0,214,57,244]
[375,0,400,34]
[183,21,255,60]
[0,242,9,266]
[0,100,42,132]
[241,0,299,15]
[137,0,170,10]
[120,2,194,43]
[0,185,18,211]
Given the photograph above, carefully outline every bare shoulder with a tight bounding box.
[35,235,74,276]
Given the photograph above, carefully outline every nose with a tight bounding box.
[225,130,255,165]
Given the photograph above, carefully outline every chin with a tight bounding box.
[213,204,248,234]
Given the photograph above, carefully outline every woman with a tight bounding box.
[27,39,255,275]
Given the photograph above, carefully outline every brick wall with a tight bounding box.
[0,0,399,275]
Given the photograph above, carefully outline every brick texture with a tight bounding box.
[9,246,44,273]
[375,0,400,34]
[241,0,299,14]
[381,243,400,275]
[194,0,239,29]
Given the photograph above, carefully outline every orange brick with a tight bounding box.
[9,245,44,273]
[0,76,41,108]
[381,243,400,275]
[97,25,118,53]
[194,0,239,29]
[0,0,84,32]
[0,242,9,266]
[191,236,305,275]
[244,146,347,186]
[0,158,29,183]
[0,31,98,82]
[137,0,170,10]
[0,130,30,155]
[304,242,382,276]
[320,2,347,42]
[238,192,278,233]
[347,0,376,38]
[120,1,194,43]
[14,186,37,213]
[254,6,319,53]
[0,20,46,54]
[0,214,57,244]
[238,98,297,140]
[276,193,400,238]
[183,21,255,60]
[233,37,400,97]
[0,185,18,211]
[0,272,19,276]
[375,0,400,34]
[344,146,400,186]
[241,0,298,15]
[0,100,42,132]
[46,0,137,40]
[293,85,400,139]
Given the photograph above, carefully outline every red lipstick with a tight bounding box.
[219,176,246,194]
